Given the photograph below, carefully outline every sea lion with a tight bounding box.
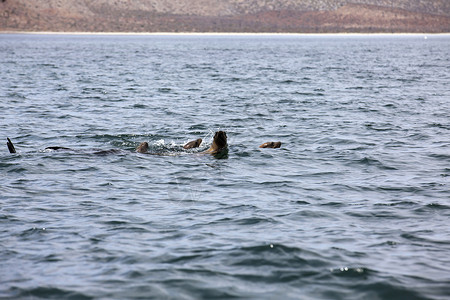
[6,138,71,153]
[136,142,149,153]
[7,133,227,156]
[6,138,131,155]
[259,141,281,148]
[183,138,202,149]
[7,138,16,153]
[203,131,227,154]
[44,147,122,155]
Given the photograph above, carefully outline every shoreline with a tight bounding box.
[1,31,449,37]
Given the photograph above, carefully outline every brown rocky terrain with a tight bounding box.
[1,0,449,33]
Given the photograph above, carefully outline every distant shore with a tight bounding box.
[3,2,448,35]
[1,31,449,36]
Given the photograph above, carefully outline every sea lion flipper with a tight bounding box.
[7,137,16,153]
[259,141,281,148]
[183,138,202,149]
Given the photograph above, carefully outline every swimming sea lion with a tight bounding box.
[7,133,227,156]
[183,138,202,149]
[7,138,16,153]
[6,138,129,155]
[203,131,227,154]
[136,142,149,153]
[259,141,281,148]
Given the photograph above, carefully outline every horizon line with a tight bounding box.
[1,31,450,36]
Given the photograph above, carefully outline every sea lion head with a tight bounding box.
[212,131,227,151]
[259,141,281,148]
[136,142,149,153]
[183,138,202,149]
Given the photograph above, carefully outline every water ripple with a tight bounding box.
[1,34,449,300]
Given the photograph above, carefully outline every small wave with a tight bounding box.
[293,200,310,205]
[373,200,417,207]
[12,286,92,300]
[233,216,278,226]
[289,209,335,219]
[227,243,327,270]
[188,124,208,131]
[329,266,371,278]
[400,232,449,245]
[428,153,450,160]
[407,132,430,141]
[0,214,19,222]
[320,201,346,208]
[364,122,397,132]
[122,270,145,279]
[414,202,450,214]
[81,87,106,94]
[158,87,172,93]
[6,92,27,99]
[293,91,325,96]
[425,203,450,210]
[279,79,299,84]
[346,210,406,220]
[101,220,129,226]
[6,166,28,173]
[369,240,399,248]
[346,279,430,300]
[40,254,61,263]
[384,103,396,108]
[36,63,58,69]
[132,103,147,109]
[19,227,48,238]
[324,66,345,71]
[355,157,397,170]
[428,123,450,130]
[160,253,205,265]
[378,185,423,193]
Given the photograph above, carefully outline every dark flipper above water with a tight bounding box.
[183,138,202,149]
[259,141,282,148]
[7,138,16,153]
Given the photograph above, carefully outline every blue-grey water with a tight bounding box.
[1,34,449,300]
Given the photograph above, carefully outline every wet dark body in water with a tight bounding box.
[6,131,231,156]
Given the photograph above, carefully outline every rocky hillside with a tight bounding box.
[1,0,449,33]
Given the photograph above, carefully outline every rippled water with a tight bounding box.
[1,34,449,299]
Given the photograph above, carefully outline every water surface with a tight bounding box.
[1,34,449,299]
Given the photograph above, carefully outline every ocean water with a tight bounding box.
[1,33,449,300]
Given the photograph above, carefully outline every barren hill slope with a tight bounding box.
[1,0,449,32]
